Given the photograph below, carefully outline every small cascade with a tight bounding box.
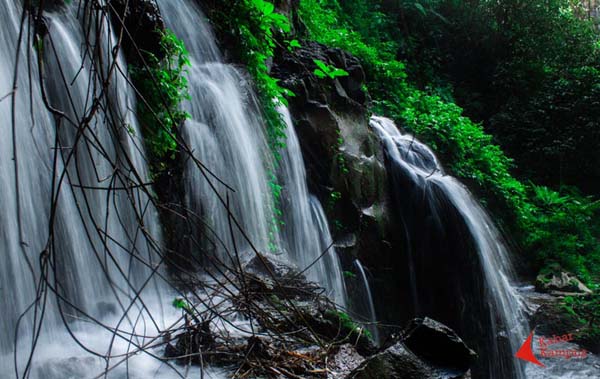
[370,116,529,378]
[278,105,347,306]
[158,0,276,261]
[352,260,380,344]
[158,0,352,308]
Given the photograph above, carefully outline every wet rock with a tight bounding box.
[243,252,320,301]
[347,343,439,379]
[329,344,366,379]
[108,0,165,65]
[402,317,477,374]
[96,301,117,317]
[273,40,368,111]
[245,252,297,279]
[535,270,592,296]
[532,299,600,354]
[272,38,396,307]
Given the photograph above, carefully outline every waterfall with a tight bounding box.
[159,0,276,261]
[158,0,349,306]
[277,105,347,306]
[370,116,529,378]
[352,260,380,343]
[0,1,169,377]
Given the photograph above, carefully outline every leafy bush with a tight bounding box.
[526,186,600,283]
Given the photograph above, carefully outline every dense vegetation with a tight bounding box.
[297,0,600,288]
[391,0,600,191]
[196,0,600,334]
[294,0,600,330]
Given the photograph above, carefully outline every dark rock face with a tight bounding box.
[108,0,165,65]
[347,317,475,378]
[273,39,510,377]
[403,317,477,373]
[272,40,404,330]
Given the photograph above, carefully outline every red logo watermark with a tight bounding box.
[515,331,588,367]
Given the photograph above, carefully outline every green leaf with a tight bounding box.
[172,297,187,309]
[414,3,426,16]
[313,59,329,72]
[314,69,327,79]
[331,68,349,77]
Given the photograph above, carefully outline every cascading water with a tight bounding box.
[158,0,349,305]
[0,1,172,377]
[1,0,363,376]
[370,116,529,378]
[277,105,347,306]
[352,260,380,343]
[158,0,275,262]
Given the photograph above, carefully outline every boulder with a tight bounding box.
[535,270,592,296]
[329,343,366,379]
[347,343,441,379]
[402,317,477,374]
[347,318,475,378]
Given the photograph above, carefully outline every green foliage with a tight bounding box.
[526,186,600,283]
[299,0,600,285]
[313,59,349,79]
[387,0,600,189]
[562,294,600,343]
[130,29,190,173]
[334,130,349,175]
[343,270,357,279]
[208,0,294,159]
[172,297,189,310]
[326,309,373,339]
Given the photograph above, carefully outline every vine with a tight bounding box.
[129,29,191,175]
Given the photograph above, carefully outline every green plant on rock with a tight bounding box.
[236,0,295,159]
[130,29,190,174]
[313,59,349,79]
[326,309,373,340]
